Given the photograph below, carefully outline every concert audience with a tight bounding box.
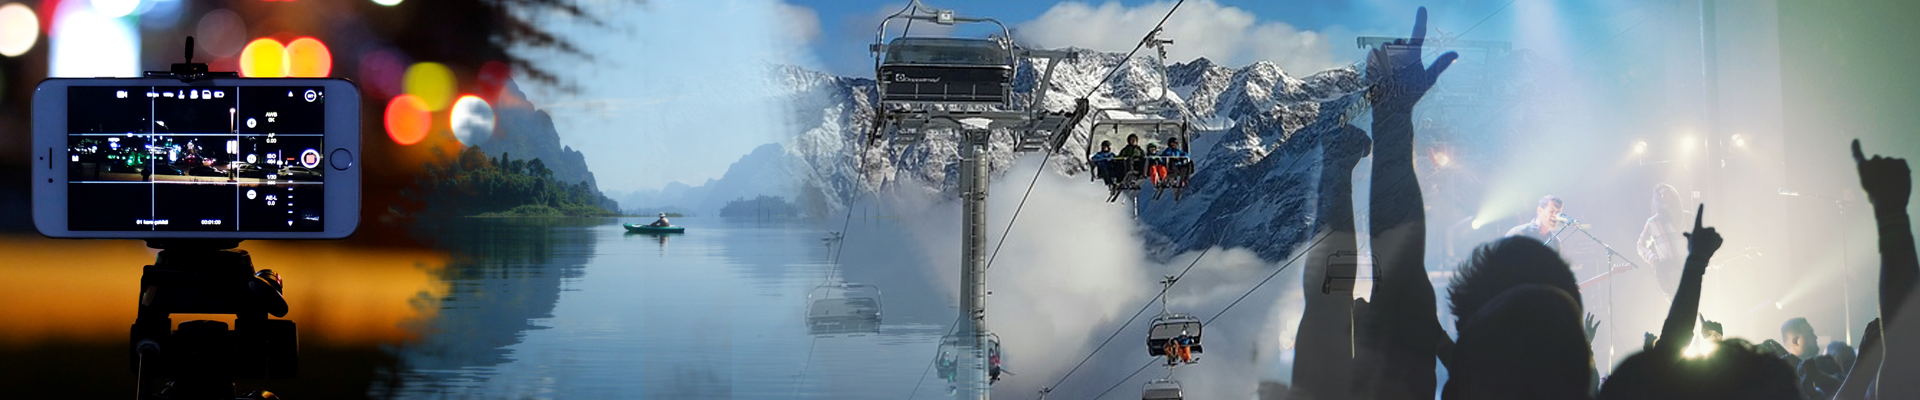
[1288,6,1920,400]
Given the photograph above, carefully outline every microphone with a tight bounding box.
[1556,213,1576,224]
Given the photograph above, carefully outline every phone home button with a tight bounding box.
[329,148,354,171]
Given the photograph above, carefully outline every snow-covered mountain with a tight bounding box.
[777,49,1369,261]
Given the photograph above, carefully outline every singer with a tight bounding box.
[1505,195,1565,251]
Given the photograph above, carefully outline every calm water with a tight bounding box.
[389,217,956,399]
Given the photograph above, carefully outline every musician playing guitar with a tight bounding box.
[1637,184,1689,296]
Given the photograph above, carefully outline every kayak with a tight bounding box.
[624,223,685,234]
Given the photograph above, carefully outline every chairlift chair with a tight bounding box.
[868,1,1016,147]
[1142,378,1184,400]
[1145,313,1203,357]
[935,330,1003,384]
[806,282,882,335]
[1086,109,1192,202]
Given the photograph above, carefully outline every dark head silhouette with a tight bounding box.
[1448,236,1582,325]
[1600,339,1799,400]
[1443,284,1591,400]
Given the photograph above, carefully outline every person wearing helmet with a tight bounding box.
[1160,137,1190,188]
[649,212,671,227]
[1091,140,1117,187]
[1175,330,1196,364]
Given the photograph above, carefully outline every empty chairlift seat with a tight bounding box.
[1142,379,1184,400]
[806,283,882,335]
[878,37,1013,105]
[1145,313,1203,356]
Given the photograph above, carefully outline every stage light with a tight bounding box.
[1731,134,1746,148]
[1633,141,1648,155]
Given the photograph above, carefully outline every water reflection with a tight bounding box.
[0,235,449,398]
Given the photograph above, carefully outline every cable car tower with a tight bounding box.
[870,1,1089,398]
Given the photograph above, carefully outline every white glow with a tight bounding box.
[451,96,496,147]
[372,0,404,6]
[51,3,140,78]
[90,0,141,18]
[0,3,39,57]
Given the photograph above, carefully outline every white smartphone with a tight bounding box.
[31,78,361,239]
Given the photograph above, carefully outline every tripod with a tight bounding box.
[131,239,297,400]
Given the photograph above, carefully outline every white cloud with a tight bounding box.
[1016,0,1341,74]
[772,1,821,45]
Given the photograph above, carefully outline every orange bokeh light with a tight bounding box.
[385,94,431,145]
[238,38,286,77]
[283,37,332,77]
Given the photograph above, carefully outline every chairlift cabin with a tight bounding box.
[806,283,882,335]
[1086,109,1193,202]
[1145,313,1204,357]
[1142,378,1184,400]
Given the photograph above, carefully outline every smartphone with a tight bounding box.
[31,78,360,239]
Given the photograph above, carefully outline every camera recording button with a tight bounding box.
[329,148,353,171]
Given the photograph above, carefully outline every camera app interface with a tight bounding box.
[66,86,327,232]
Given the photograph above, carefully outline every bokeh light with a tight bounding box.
[50,1,140,78]
[0,3,39,57]
[89,0,139,18]
[284,37,333,77]
[193,9,247,58]
[372,0,405,6]
[404,62,456,111]
[385,94,432,145]
[451,95,496,147]
[239,38,287,77]
[357,49,408,98]
[476,61,511,100]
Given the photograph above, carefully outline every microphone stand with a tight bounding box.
[1560,217,1640,376]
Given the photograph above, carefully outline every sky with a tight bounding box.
[518,0,1679,193]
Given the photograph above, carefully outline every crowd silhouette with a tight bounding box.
[1285,7,1916,400]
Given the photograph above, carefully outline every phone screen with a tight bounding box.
[65,86,328,232]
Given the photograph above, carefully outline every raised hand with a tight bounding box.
[1682,204,1723,263]
[1853,139,1911,213]
[1366,7,1461,113]
[1584,313,1601,344]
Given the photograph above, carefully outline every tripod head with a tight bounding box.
[132,239,297,400]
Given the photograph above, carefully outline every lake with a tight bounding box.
[0,217,967,399]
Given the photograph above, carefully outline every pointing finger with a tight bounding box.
[1854,139,1867,164]
[1694,204,1705,231]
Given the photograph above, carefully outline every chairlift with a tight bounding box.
[1142,378,1184,400]
[1086,110,1192,202]
[806,282,882,335]
[1082,29,1195,202]
[935,331,1003,385]
[1146,312,1204,358]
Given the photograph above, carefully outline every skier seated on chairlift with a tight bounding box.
[1091,140,1117,187]
[1118,134,1147,181]
[937,351,957,382]
[1155,137,1190,188]
[989,347,1004,383]
[648,213,671,227]
[1164,330,1197,366]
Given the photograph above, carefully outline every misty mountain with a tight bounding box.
[614,143,800,216]
[776,48,1368,261]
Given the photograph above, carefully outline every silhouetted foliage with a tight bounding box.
[411,146,618,217]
